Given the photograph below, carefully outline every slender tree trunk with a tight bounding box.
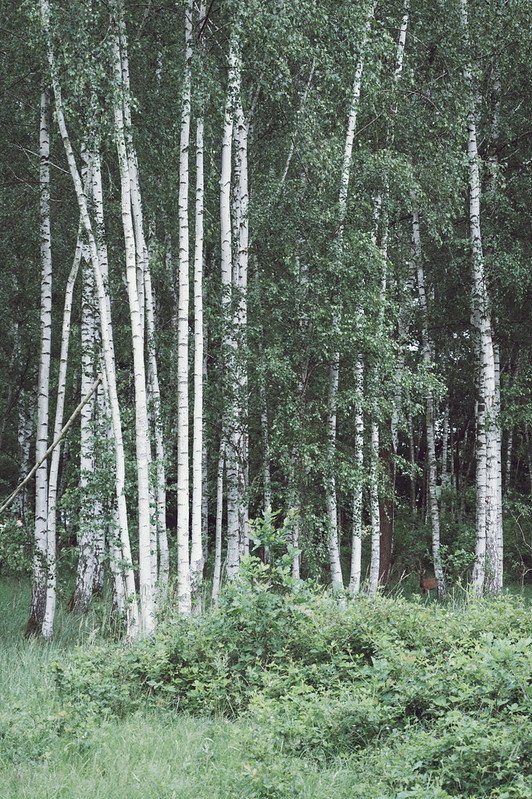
[202,320,209,563]
[408,409,416,514]
[26,89,52,637]
[221,41,240,581]
[367,196,383,594]
[211,440,225,603]
[116,14,162,597]
[42,234,82,637]
[412,209,446,599]
[41,0,139,637]
[113,33,155,634]
[176,0,193,614]
[505,429,513,488]
[349,357,364,594]
[326,358,344,591]
[234,95,249,559]
[16,390,34,524]
[368,421,380,594]
[460,0,502,594]
[73,207,99,614]
[326,2,375,592]
[191,117,205,595]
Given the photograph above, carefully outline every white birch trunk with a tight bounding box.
[73,200,99,613]
[367,196,383,594]
[327,4,375,593]
[190,117,205,594]
[368,421,380,594]
[505,429,513,487]
[41,0,140,637]
[144,245,168,600]
[91,147,114,601]
[202,319,209,563]
[27,89,52,637]
[235,97,249,559]
[113,33,155,635]
[460,0,502,594]
[211,440,225,603]
[114,9,161,613]
[326,357,344,591]
[221,41,240,581]
[349,357,364,594]
[176,0,193,615]
[42,234,82,638]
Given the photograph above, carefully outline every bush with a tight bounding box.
[53,572,532,798]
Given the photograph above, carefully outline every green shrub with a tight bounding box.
[53,577,532,798]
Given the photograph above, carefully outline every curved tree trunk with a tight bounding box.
[41,0,139,637]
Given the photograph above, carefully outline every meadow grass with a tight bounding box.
[0,579,350,799]
[1,577,530,799]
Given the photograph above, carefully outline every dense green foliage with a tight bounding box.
[30,564,527,798]
[0,0,531,617]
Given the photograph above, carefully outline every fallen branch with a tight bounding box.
[0,375,102,516]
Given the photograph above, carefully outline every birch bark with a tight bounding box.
[211,440,225,603]
[42,234,82,638]
[113,32,154,634]
[26,89,52,637]
[176,0,193,615]
[40,0,139,637]
[221,41,241,581]
[460,0,502,594]
[327,1,375,593]
[190,116,205,594]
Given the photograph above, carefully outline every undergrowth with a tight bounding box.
[1,569,531,798]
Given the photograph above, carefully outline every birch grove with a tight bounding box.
[1,0,529,640]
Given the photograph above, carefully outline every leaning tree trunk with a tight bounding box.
[26,89,52,638]
[41,0,139,637]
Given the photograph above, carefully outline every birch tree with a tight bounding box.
[40,0,139,638]
[190,1,206,593]
[221,40,241,581]
[176,0,193,615]
[112,29,155,634]
[460,0,502,595]
[42,233,82,637]
[26,89,52,637]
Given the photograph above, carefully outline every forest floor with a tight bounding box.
[1,578,531,799]
[0,579,391,799]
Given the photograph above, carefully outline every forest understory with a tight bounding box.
[1,577,531,799]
